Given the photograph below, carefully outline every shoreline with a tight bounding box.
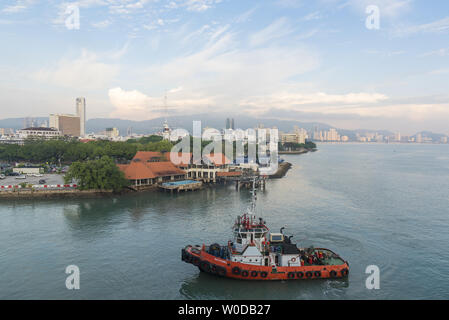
[0,188,119,199]
[278,148,316,155]
[0,149,313,198]
[269,162,292,179]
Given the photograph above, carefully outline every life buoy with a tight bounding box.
[306,271,313,278]
[241,270,249,277]
[291,258,296,262]
[341,268,349,276]
[314,271,321,278]
[296,271,304,278]
[287,272,295,279]
[250,270,258,277]
[330,270,337,278]
[260,271,268,278]
[232,266,241,275]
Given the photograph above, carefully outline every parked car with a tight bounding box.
[8,172,20,176]
[0,174,5,179]
[38,179,46,184]
[15,175,27,179]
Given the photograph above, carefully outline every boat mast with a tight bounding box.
[249,177,257,217]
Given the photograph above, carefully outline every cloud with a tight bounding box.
[275,0,303,8]
[303,11,323,21]
[2,5,27,13]
[259,102,449,134]
[184,0,222,12]
[166,0,222,12]
[31,50,119,90]
[100,22,320,120]
[393,17,449,37]
[240,91,389,116]
[249,17,294,47]
[140,28,319,105]
[235,6,257,23]
[91,20,112,28]
[108,87,215,120]
[429,68,449,75]
[420,48,449,57]
[109,87,161,119]
[2,0,37,13]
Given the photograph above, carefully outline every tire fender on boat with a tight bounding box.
[296,271,304,278]
[232,266,241,275]
[341,268,349,276]
[330,270,337,278]
[306,271,313,278]
[241,270,249,277]
[287,272,295,279]
[200,261,211,272]
[260,271,268,278]
[314,271,321,278]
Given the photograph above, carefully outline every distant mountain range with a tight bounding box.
[0,114,334,135]
[0,114,446,139]
[84,114,335,135]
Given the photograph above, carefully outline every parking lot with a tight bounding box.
[0,174,65,186]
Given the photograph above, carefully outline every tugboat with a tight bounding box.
[181,180,349,280]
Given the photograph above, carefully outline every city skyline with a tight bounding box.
[0,1,449,135]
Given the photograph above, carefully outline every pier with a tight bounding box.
[159,180,203,193]
[219,174,267,191]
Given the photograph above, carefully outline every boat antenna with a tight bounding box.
[249,177,257,214]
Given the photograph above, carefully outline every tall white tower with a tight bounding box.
[76,97,86,137]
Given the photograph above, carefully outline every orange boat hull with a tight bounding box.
[182,246,349,280]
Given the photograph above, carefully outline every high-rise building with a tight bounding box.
[49,97,86,137]
[226,118,235,130]
[50,114,81,137]
[105,127,119,138]
[416,133,423,143]
[76,97,86,137]
[327,128,340,141]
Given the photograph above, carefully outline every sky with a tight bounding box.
[0,0,448,134]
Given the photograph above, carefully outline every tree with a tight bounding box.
[64,156,129,192]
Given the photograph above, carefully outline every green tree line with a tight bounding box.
[278,141,317,151]
[0,136,174,164]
